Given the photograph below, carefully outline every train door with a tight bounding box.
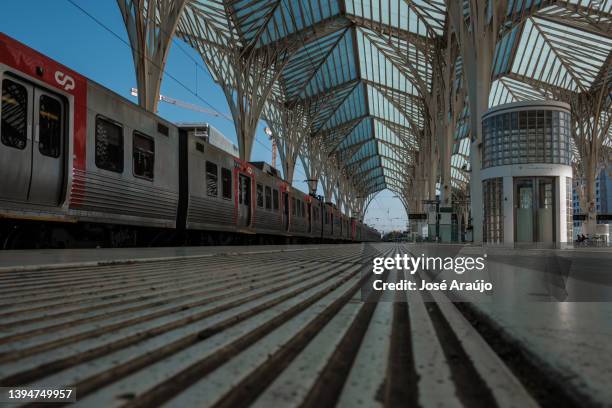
[283,192,289,231]
[0,76,65,206]
[307,202,312,233]
[238,174,251,227]
[0,76,33,202]
[29,88,64,205]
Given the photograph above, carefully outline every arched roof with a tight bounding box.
[176,0,612,197]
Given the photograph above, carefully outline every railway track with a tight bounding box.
[0,243,577,407]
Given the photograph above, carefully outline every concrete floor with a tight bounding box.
[0,243,610,407]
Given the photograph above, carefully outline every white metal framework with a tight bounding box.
[121,0,611,232]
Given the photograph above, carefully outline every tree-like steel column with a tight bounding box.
[320,156,340,203]
[299,134,328,196]
[117,0,187,112]
[264,99,310,185]
[433,32,466,207]
[177,3,292,161]
[447,0,509,243]
[569,77,611,234]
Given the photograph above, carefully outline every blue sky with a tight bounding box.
[1,0,407,233]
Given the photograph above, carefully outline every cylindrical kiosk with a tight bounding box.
[481,101,573,247]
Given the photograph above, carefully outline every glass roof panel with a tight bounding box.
[356,29,420,96]
[282,29,348,99]
[321,82,366,130]
[346,0,433,36]
[336,117,372,150]
[234,0,341,45]
[373,119,405,147]
[347,139,377,164]
[303,29,357,97]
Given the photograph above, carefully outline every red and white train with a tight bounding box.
[0,33,380,248]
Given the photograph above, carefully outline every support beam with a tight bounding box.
[118,0,187,112]
[300,136,327,196]
[569,76,612,234]
[447,0,509,243]
[177,4,293,161]
[264,99,309,185]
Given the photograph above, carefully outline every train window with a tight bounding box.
[291,197,296,216]
[265,186,271,210]
[133,132,154,180]
[221,168,232,199]
[256,183,264,207]
[239,175,250,205]
[95,116,124,173]
[273,189,279,211]
[38,95,62,158]
[157,122,169,136]
[206,161,218,197]
[1,79,28,150]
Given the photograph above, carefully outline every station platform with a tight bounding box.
[0,243,610,407]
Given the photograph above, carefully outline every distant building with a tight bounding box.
[177,123,240,157]
[573,164,612,229]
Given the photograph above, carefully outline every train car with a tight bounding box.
[0,32,180,247]
[182,131,240,235]
[341,214,350,240]
[287,186,309,238]
[0,33,379,248]
[332,205,342,239]
[251,162,285,237]
[321,203,333,239]
[310,196,323,239]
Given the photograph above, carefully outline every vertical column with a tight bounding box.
[177,5,293,161]
[446,0,509,243]
[264,101,309,185]
[117,0,188,112]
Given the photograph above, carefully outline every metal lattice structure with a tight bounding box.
[121,0,611,233]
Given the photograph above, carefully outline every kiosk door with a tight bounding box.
[515,177,555,243]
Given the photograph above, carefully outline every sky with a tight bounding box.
[0,0,408,233]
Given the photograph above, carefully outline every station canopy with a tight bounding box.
[176,0,612,196]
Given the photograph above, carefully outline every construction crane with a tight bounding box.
[130,88,232,121]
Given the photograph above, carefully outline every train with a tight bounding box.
[0,33,380,248]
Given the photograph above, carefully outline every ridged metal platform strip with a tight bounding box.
[0,244,538,407]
